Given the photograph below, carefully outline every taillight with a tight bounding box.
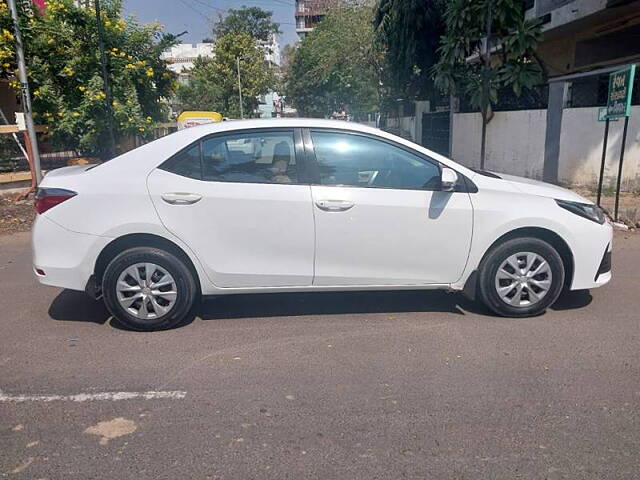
[35,188,77,214]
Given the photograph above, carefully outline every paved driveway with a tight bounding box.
[1,231,639,479]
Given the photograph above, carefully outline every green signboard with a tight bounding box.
[606,64,636,119]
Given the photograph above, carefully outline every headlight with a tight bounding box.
[555,199,606,224]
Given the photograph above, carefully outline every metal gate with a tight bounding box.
[421,111,450,157]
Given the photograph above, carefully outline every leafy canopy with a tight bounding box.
[373,0,446,100]
[285,5,383,118]
[0,0,179,155]
[177,32,276,118]
[212,6,280,42]
[433,0,544,109]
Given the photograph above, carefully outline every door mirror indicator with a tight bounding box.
[440,168,458,192]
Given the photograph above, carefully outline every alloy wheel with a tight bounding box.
[116,262,178,320]
[494,252,552,307]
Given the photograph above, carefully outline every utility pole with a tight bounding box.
[7,0,42,185]
[236,56,244,119]
[479,0,493,170]
[94,0,117,158]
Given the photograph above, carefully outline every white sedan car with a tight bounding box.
[32,119,612,330]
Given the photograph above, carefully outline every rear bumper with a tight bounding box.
[31,215,110,291]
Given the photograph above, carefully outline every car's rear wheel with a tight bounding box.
[477,237,565,317]
[102,247,197,331]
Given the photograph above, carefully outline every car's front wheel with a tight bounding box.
[102,247,197,331]
[477,237,565,317]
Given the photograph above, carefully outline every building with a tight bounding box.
[257,92,280,118]
[161,43,215,85]
[162,37,281,82]
[526,0,640,78]
[259,35,282,68]
[529,0,640,185]
[294,0,342,38]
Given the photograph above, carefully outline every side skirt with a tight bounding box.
[200,283,457,296]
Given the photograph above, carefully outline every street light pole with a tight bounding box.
[236,56,244,119]
[7,0,42,185]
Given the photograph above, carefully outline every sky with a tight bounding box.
[123,0,299,47]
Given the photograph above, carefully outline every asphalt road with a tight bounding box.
[1,230,639,479]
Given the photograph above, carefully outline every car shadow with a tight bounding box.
[197,290,482,320]
[550,288,593,311]
[48,289,111,325]
[47,287,593,329]
[428,191,453,219]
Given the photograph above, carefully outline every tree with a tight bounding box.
[433,0,544,168]
[0,0,179,156]
[177,32,275,118]
[285,5,382,118]
[212,6,280,42]
[280,43,296,72]
[175,57,223,113]
[373,0,446,100]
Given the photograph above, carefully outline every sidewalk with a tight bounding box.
[575,188,640,228]
[0,195,33,235]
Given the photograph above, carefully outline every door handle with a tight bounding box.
[161,192,202,205]
[315,199,354,212]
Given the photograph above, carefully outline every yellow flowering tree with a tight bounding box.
[0,0,178,156]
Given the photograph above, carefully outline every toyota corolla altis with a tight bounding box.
[32,119,612,330]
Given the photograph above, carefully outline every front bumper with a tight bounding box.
[32,215,110,291]
[595,248,611,281]
[568,221,613,290]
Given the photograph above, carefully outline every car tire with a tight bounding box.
[102,247,197,331]
[477,237,565,317]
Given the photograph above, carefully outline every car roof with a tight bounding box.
[178,117,380,137]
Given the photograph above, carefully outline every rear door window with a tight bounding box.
[202,130,298,184]
[158,143,201,180]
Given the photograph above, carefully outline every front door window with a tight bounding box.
[310,131,441,190]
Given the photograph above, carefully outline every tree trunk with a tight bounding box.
[480,0,493,170]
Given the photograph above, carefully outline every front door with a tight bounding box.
[306,130,473,286]
[147,128,315,288]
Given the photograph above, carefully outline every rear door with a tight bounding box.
[305,129,473,286]
[147,128,315,288]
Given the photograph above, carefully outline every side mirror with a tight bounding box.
[440,167,458,192]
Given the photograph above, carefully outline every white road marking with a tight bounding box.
[0,390,186,403]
